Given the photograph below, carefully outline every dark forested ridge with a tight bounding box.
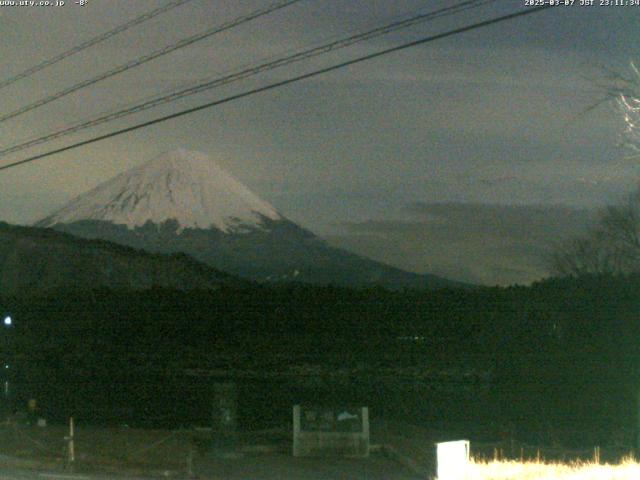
[1,274,638,445]
[46,218,463,289]
[0,222,236,296]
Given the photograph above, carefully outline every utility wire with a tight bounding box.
[0,0,493,157]
[11,0,455,148]
[0,0,195,92]
[0,0,303,124]
[0,4,553,173]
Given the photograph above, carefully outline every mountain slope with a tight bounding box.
[37,149,460,289]
[39,148,280,233]
[0,222,233,297]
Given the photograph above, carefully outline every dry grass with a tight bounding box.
[467,457,640,480]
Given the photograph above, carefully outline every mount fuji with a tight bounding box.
[37,149,457,289]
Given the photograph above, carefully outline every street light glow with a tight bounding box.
[3,316,11,326]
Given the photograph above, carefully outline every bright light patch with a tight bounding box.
[437,440,470,480]
[3,316,11,326]
[469,458,640,479]
[617,62,640,155]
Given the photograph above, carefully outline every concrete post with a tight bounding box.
[362,407,370,457]
[212,382,237,455]
[292,405,301,457]
[68,417,75,465]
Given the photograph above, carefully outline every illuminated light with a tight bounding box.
[3,316,11,326]
[437,440,470,480]
[614,62,640,156]
[469,458,640,477]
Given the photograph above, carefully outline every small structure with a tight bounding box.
[212,383,238,455]
[292,405,369,457]
[436,440,470,480]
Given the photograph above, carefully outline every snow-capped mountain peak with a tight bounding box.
[38,148,281,233]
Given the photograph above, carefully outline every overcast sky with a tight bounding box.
[0,0,638,235]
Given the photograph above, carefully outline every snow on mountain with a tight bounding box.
[38,148,281,233]
[36,148,461,289]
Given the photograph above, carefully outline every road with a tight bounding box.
[193,454,422,480]
[0,471,154,480]
[0,454,421,480]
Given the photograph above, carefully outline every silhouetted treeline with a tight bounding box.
[2,274,638,444]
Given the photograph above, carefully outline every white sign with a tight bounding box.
[437,440,470,480]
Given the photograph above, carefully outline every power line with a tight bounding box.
[0,0,494,157]
[0,4,553,173]
[0,0,303,125]
[0,0,195,92]
[10,0,479,148]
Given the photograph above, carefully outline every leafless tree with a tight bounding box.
[593,62,640,155]
[549,63,640,277]
[550,186,640,276]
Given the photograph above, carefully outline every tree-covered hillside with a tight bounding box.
[2,274,638,444]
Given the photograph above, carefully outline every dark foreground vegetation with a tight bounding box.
[1,274,638,447]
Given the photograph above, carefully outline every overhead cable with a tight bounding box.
[0,0,195,91]
[0,4,552,173]
[0,0,303,124]
[0,0,493,157]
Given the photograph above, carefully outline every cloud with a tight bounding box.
[0,0,637,235]
[326,203,598,286]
